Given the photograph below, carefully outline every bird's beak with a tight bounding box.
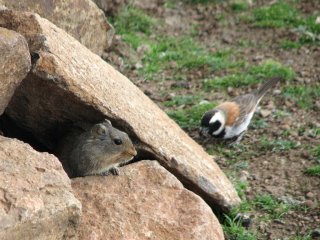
[199,127,209,137]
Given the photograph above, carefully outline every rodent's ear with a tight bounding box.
[103,119,112,126]
[91,123,108,136]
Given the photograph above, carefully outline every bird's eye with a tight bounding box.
[114,139,123,145]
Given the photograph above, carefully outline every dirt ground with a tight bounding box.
[106,0,320,239]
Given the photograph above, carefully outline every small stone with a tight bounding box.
[262,161,269,165]
[171,82,192,89]
[227,86,234,94]
[249,174,258,180]
[144,89,153,96]
[253,55,264,61]
[280,124,290,130]
[279,196,303,205]
[304,200,315,208]
[239,170,250,181]
[306,192,314,199]
[222,35,232,44]
[266,100,275,109]
[169,61,178,68]
[273,89,282,95]
[274,219,285,225]
[134,62,143,69]
[285,100,294,107]
[300,151,310,159]
[137,44,150,55]
[260,109,272,118]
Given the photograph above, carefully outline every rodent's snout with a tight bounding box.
[127,147,137,157]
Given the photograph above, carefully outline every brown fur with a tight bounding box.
[216,102,240,126]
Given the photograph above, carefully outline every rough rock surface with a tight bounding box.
[72,160,224,240]
[0,0,114,55]
[92,0,162,16]
[0,27,30,115]
[0,136,81,240]
[0,9,240,211]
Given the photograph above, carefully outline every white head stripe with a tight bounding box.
[209,111,226,135]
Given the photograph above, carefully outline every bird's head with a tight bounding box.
[200,109,226,137]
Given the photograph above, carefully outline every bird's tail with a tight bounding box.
[255,77,281,101]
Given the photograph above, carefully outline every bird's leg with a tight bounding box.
[229,130,247,147]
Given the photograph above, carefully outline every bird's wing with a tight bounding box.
[232,93,258,127]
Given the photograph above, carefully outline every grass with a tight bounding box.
[279,40,302,49]
[203,59,295,91]
[304,165,320,177]
[223,214,257,240]
[231,0,248,12]
[252,1,300,28]
[253,194,294,219]
[283,86,320,109]
[140,37,231,78]
[249,1,320,44]
[163,95,202,107]
[259,138,297,152]
[224,192,298,239]
[112,6,233,80]
[112,7,156,36]
[311,145,320,163]
[166,102,217,129]
[251,119,268,129]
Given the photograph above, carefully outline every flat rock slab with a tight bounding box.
[0,27,30,115]
[72,160,225,240]
[0,0,114,55]
[0,136,81,240]
[0,9,240,211]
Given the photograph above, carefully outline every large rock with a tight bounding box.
[0,136,81,240]
[72,161,224,240]
[0,27,30,115]
[92,0,163,16]
[0,0,114,55]
[0,9,240,211]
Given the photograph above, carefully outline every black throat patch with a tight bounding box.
[213,128,226,139]
[209,121,222,134]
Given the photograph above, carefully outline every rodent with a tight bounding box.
[57,119,137,177]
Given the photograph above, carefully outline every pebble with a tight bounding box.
[260,109,272,118]
[144,89,153,96]
[306,192,314,199]
[280,124,291,130]
[274,219,285,225]
[273,89,282,95]
[239,170,250,181]
[253,55,264,61]
[279,196,303,205]
[304,200,315,208]
[171,81,192,89]
[134,62,143,69]
[227,86,234,94]
[137,44,150,55]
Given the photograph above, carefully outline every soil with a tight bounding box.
[105,0,320,239]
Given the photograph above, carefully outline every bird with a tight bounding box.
[200,77,281,145]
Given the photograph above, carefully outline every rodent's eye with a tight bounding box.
[114,139,123,145]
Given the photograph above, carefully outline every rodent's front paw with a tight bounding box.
[109,167,120,176]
